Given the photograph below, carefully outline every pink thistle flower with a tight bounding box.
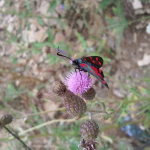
[65,71,94,95]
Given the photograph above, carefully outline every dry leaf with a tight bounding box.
[54,32,65,43]
[35,29,48,42]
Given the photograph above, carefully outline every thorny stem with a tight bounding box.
[4,126,32,150]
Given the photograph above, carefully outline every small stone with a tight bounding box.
[146,22,150,35]
[7,23,14,33]
[137,54,150,67]
[0,0,5,7]
[132,0,142,10]
[30,23,37,31]
[113,88,125,98]
[22,30,36,43]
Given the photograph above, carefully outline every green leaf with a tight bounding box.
[99,0,114,10]
[37,17,44,26]
[75,32,87,51]
[49,1,57,12]
[12,58,18,64]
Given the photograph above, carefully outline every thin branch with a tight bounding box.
[8,116,89,140]
[4,126,32,150]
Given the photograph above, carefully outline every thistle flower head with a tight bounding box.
[65,71,94,95]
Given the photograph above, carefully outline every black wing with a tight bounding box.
[79,63,109,89]
[82,56,103,68]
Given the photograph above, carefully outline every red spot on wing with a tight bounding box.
[99,68,102,73]
[90,57,92,60]
[80,64,87,67]
[96,57,98,61]
[102,80,106,84]
[92,60,95,63]
[84,58,86,60]
[91,66,102,78]
[99,62,101,65]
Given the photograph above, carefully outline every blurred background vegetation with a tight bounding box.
[0,0,150,149]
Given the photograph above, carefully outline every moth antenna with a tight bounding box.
[57,46,72,60]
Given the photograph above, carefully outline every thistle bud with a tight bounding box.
[52,81,66,96]
[80,139,97,150]
[82,87,96,100]
[62,91,87,117]
[36,91,43,99]
[0,114,13,126]
[81,120,99,141]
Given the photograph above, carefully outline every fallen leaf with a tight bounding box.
[39,1,50,16]
[54,32,65,43]
[35,29,48,42]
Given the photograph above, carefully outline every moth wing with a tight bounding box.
[82,56,103,68]
[80,63,109,89]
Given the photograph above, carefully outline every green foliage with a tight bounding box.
[99,0,114,10]
[37,17,44,26]
[75,32,87,51]
[48,0,57,12]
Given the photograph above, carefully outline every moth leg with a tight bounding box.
[88,72,90,78]
[74,67,80,76]
[78,69,82,79]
